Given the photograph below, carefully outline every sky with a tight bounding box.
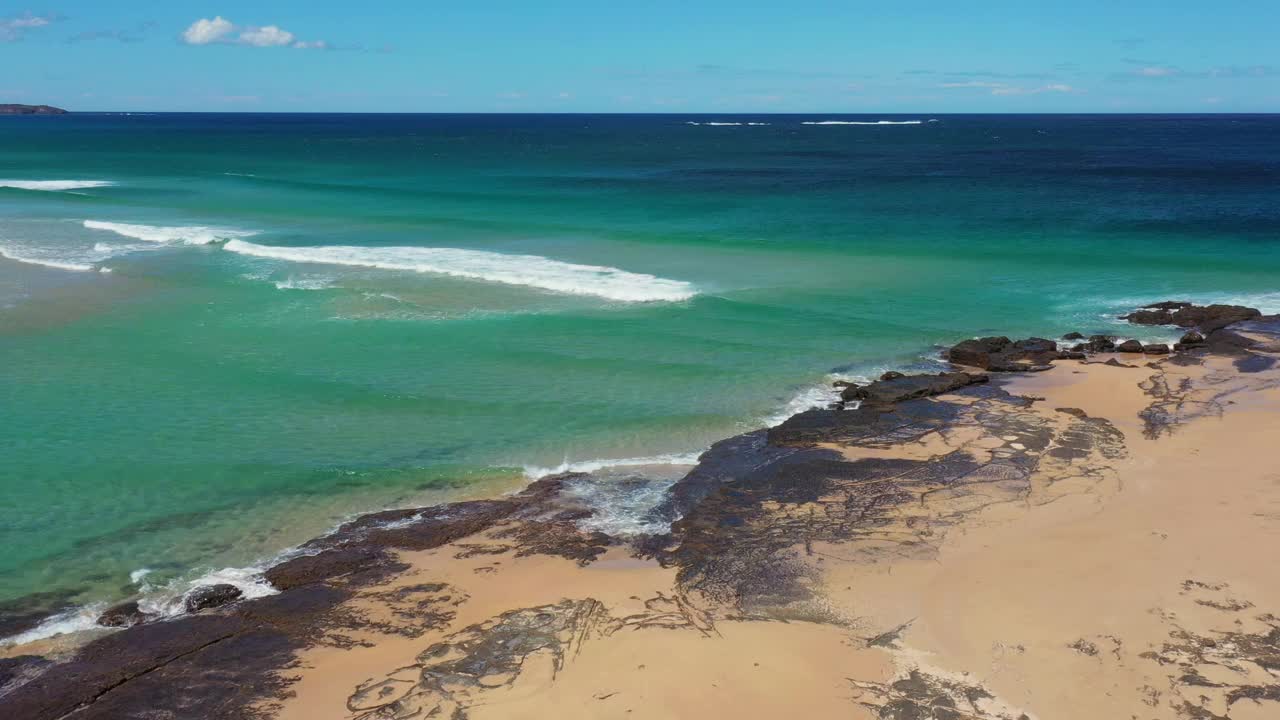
[2,1,1279,113]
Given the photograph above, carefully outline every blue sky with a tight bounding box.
[3,1,1279,112]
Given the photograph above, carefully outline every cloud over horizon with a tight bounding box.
[939,80,1080,96]
[181,16,325,49]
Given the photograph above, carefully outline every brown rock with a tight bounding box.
[98,601,151,628]
[183,584,243,613]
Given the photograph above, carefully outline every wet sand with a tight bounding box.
[4,314,1280,719]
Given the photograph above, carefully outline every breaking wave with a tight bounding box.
[685,121,771,126]
[84,220,257,245]
[521,451,704,479]
[0,180,115,191]
[0,245,100,272]
[801,120,923,126]
[222,240,697,302]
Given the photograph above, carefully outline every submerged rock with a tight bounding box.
[183,584,243,613]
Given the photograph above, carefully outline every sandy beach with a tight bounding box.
[4,305,1280,720]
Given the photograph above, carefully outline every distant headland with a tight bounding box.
[0,104,68,115]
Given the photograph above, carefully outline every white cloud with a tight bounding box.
[1138,66,1177,77]
[941,80,1078,96]
[182,17,324,49]
[992,84,1077,96]
[9,14,49,29]
[939,81,1006,89]
[239,25,294,47]
[1,12,58,42]
[182,16,234,45]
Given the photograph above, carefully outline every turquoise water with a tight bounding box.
[2,114,1279,627]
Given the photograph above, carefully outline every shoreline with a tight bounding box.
[4,301,1280,719]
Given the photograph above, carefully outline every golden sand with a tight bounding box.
[252,351,1280,720]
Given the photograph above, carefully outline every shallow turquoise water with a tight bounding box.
[2,113,1278,624]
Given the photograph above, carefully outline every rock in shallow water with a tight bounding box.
[1123,302,1261,333]
[183,584,243,613]
[98,601,151,628]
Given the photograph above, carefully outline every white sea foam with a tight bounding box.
[522,451,704,479]
[0,604,109,647]
[0,245,99,272]
[802,120,923,126]
[761,372,875,428]
[685,121,770,126]
[84,220,257,245]
[1192,291,1280,315]
[273,276,336,291]
[223,240,697,302]
[138,566,278,618]
[563,476,681,536]
[0,179,115,191]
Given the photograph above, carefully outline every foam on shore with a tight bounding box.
[521,451,704,479]
[223,240,698,302]
[0,245,99,272]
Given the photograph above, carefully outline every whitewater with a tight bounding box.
[222,240,697,302]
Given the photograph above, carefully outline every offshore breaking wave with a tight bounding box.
[0,245,99,272]
[84,220,257,245]
[222,240,697,302]
[801,120,923,126]
[0,180,115,191]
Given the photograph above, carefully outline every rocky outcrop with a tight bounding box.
[0,104,67,115]
[1122,302,1261,333]
[841,372,989,405]
[183,584,243,613]
[1116,340,1145,353]
[946,336,1060,372]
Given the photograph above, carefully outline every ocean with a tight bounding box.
[2,113,1279,638]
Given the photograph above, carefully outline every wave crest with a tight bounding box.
[84,220,257,245]
[0,180,115,191]
[223,240,697,302]
[801,120,923,126]
[0,246,99,272]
